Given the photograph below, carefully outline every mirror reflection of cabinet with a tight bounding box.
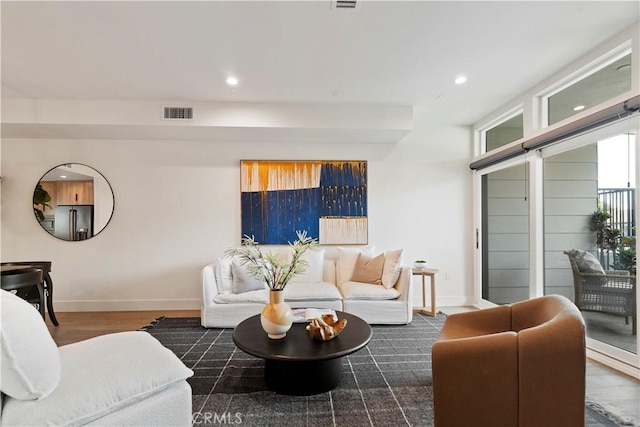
[33,164,114,241]
[56,181,94,205]
[40,180,95,213]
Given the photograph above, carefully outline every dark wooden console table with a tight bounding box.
[233,311,372,395]
[1,262,58,325]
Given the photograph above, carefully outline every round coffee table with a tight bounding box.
[233,311,372,395]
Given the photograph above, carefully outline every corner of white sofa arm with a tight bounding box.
[201,263,219,303]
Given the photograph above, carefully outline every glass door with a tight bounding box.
[481,162,530,304]
[543,131,637,357]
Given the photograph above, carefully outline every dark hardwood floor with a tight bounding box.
[45,310,199,346]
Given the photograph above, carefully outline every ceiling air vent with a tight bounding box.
[163,107,193,120]
[333,0,357,9]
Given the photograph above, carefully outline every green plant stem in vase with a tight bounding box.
[225,230,318,338]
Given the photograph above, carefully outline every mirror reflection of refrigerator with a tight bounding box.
[54,205,94,241]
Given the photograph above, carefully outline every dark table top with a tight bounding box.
[1,262,51,273]
[233,311,372,362]
[1,267,43,291]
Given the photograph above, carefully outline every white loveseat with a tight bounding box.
[0,290,193,426]
[201,246,413,327]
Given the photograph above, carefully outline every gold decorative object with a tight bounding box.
[306,314,348,341]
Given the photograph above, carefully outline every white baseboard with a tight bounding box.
[436,295,475,307]
[54,299,201,312]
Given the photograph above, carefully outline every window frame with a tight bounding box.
[537,43,632,129]
[475,105,524,156]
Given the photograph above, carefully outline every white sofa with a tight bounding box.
[0,290,193,426]
[201,246,413,327]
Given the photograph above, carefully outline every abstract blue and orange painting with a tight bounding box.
[240,160,368,244]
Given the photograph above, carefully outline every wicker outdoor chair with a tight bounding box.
[564,249,636,335]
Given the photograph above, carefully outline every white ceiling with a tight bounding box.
[1,1,639,132]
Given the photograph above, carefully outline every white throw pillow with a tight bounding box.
[217,257,233,294]
[0,290,61,400]
[290,249,325,283]
[231,259,266,293]
[381,249,404,289]
[336,246,375,286]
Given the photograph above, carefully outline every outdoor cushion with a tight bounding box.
[0,290,61,400]
[572,249,605,274]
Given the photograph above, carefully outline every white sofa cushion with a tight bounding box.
[283,282,342,301]
[214,289,268,304]
[0,290,61,400]
[336,246,375,286]
[381,249,404,289]
[1,331,194,427]
[339,281,401,300]
[290,249,326,283]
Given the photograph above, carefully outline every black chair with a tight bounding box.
[1,268,45,320]
[2,262,58,325]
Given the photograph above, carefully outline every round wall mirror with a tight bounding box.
[33,163,114,241]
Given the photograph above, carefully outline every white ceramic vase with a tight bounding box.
[260,290,293,339]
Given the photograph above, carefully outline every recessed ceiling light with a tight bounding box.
[454,76,467,85]
[226,76,239,86]
[60,175,67,179]
[573,105,585,112]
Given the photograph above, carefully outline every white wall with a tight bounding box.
[0,117,473,311]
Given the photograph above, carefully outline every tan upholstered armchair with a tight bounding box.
[564,249,636,335]
[432,295,586,427]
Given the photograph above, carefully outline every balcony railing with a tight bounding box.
[598,188,636,270]
[599,188,636,238]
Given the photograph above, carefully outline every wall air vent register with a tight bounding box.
[334,0,357,9]
[163,107,193,120]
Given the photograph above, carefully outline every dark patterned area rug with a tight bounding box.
[143,315,624,426]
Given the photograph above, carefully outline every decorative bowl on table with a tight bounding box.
[413,260,428,270]
[306,314,347,341]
